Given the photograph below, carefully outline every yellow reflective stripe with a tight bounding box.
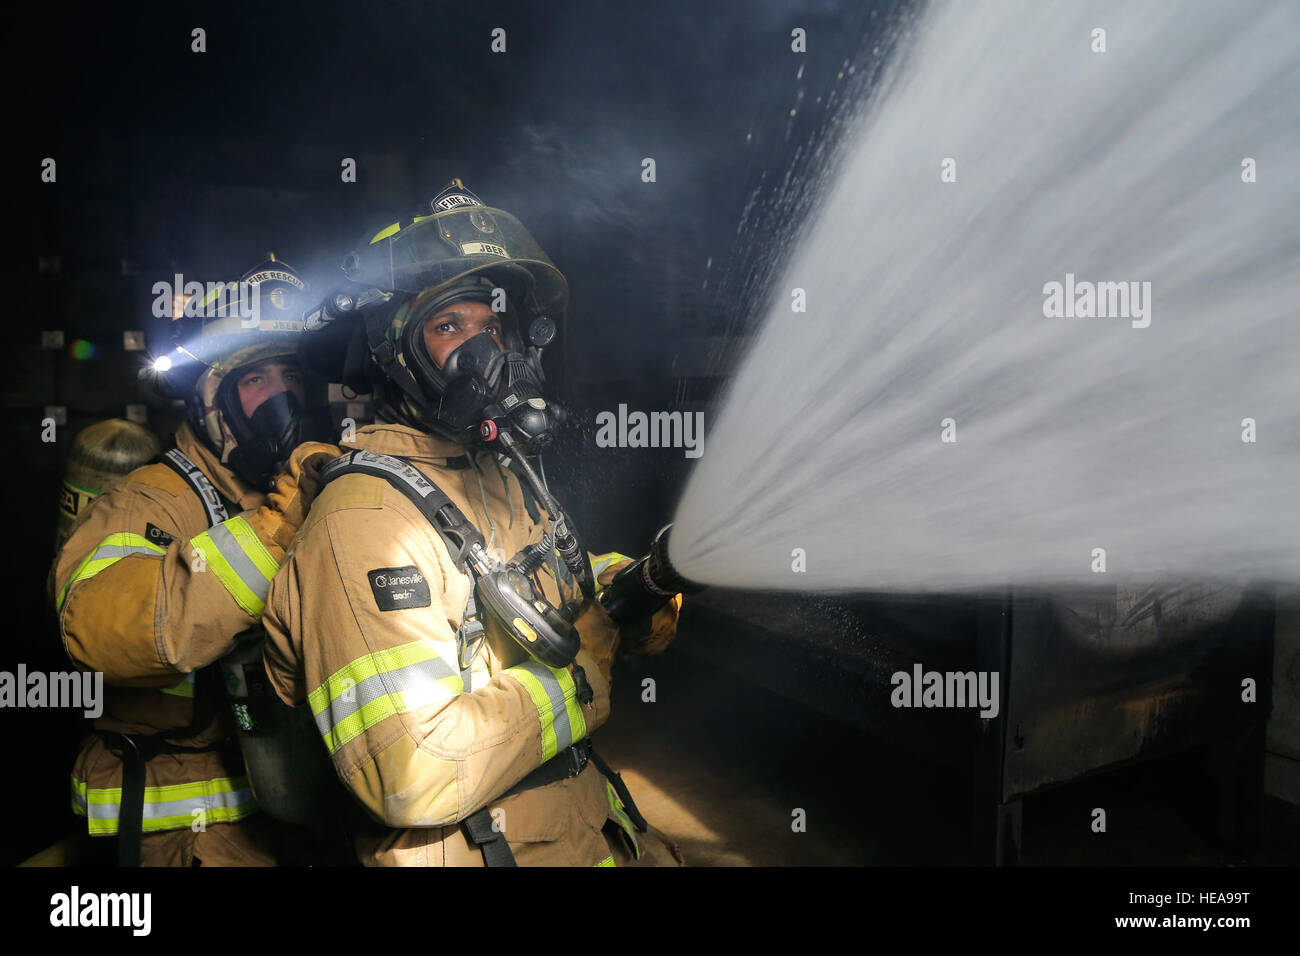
[73,775,249,805]
[589,552,632,595]
[369,222,401,244]
[229,517,281,580]
[606,780,640,859]
[308,640,463,755]
[308,640,439,713]
[503,662,586,762]
[368,215,437,245]
[160,671,196,698]
[190,515,279,618]
[591,552,631,579]
[320,695,394,755]
[560,672,587,751]
[198,280,247,309]
[596,855,616,867]
[71,774,257,835]
[57,532,166,611]
[505,666,559,759]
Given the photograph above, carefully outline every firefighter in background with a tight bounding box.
[262,181,684,866]
[49,257,337,866]
[56,419,161,548]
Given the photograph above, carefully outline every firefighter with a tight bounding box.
[262,181,684,865]
[49,257,337,866]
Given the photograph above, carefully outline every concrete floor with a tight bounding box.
[595,644,1300,866]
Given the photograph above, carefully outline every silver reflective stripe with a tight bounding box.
[207,523,271,603]
[77,785,254,823]
[313,655,461,739]
[513,660,573,751]
[87,543,163,563]
[149,786,252,821]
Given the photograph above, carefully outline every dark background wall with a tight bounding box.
[0,0,907,863]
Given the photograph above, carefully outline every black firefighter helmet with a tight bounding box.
[305,180,569,452]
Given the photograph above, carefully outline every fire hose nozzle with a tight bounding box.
[597,524,704,626]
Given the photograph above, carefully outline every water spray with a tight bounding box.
[671,0,1300,594]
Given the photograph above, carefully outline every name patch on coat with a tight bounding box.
[368,565,431,611]
[145,523,176,548]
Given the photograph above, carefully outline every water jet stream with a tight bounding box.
[672,1,1300,593]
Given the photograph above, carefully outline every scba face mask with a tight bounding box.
[218,366,331,489]
[402,294,561,456]
[441,331,555,451]
[225,390,307,488]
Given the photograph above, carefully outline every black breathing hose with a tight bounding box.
[491,429,596,599]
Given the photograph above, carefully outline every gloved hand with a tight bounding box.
[617,593,683,657]
[588,554,683,657]
[243,441,342,556]
[572,598,620,691]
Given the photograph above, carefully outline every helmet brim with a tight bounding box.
[344,207,569,315]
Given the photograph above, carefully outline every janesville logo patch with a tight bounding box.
[145,523,176,548]
[368,565,431,611]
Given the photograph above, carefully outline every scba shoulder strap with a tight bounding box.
[320,450,487,567]
[159,447,236,527]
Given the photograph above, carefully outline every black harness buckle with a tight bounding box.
[567,738,592,778]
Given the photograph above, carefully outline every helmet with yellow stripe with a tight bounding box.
[313,180,569,451]
[152,256,329,487]
[342,179,568,315]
